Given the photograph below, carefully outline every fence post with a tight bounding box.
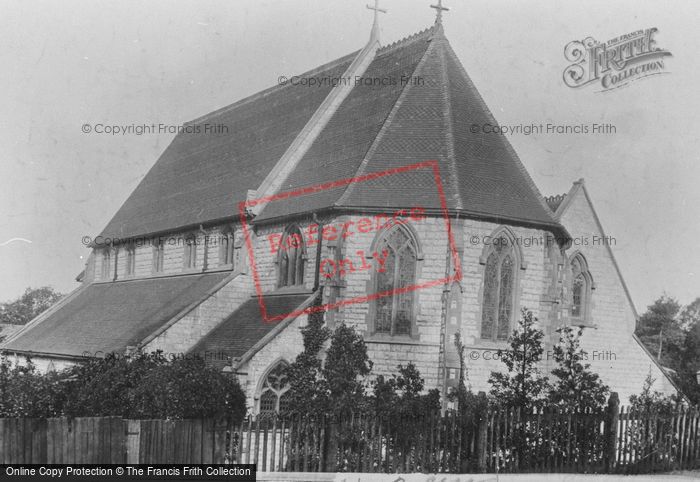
[476,391,488,473]
[323,415,338,472]
[126,420,141,464]
[604,392,620,473]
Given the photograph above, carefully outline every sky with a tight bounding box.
[1,0,699,314]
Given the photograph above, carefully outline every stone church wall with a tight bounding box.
[453,220,557,394]
[85,201,676,408]
[557,187,676,402]
[236,313,308,412]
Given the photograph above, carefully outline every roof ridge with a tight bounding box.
[435,34,463,210]
[376,25,437,55]
[186,50,359,126]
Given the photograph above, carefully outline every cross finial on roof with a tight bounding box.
[366,0,387,26]
[430,0,449,24]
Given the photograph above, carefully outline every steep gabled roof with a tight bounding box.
[98,24,565,240]
[98,52,357,240]
[254,25,563,234]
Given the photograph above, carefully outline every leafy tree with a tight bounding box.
[488,308,550,411]
[677,300,700,404]
[679,297,700,331]
[0,287,63,325]
[283,303,331,414]
[549,326,609,412]
[284,290,376,416]
[322,324,373,414]
[635,295,685,369]
[635,295,700,405]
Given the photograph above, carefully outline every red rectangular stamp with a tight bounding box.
[239,160,461,322]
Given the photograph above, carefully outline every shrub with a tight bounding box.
[63,352,246,421]
[488,308,550,411]
[548,325,609,412]
[0,356,66,417]
[0,352,246,422]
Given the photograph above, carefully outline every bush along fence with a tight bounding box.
[1,394,699,474]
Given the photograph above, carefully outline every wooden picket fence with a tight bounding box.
[0,399,698,474]
[0,417,227,464]
[229,411,482,473]
[227,398,700,474]
[614,406,700,473]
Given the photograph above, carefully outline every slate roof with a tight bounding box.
[188,293,313,369]
[97,24,566,242]
[256,26,561,234]
[2,273,229,358]
[98,52,357,240]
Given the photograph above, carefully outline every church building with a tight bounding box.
[2,6,678,413]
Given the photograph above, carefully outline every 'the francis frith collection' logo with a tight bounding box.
[563,28,672,92]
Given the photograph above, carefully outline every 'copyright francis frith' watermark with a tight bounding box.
[469,123,617,136]
[466,234,616,249]
[277,74,424,88]
[81,233,234,248]
[81,123,230,136]
[465,349,618,362]
[563,27,672,92]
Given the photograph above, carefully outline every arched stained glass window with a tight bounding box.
[373,225,418,336]
[278,226,305,288]
[258,361,290,417]
[570,254,593,324]
[497,255,514,340]
[481,236,517,341]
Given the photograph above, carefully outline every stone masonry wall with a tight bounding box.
[557,186,676,402]
[243,213,560,406]
[454,220,557,394]
[237,313,308,413]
